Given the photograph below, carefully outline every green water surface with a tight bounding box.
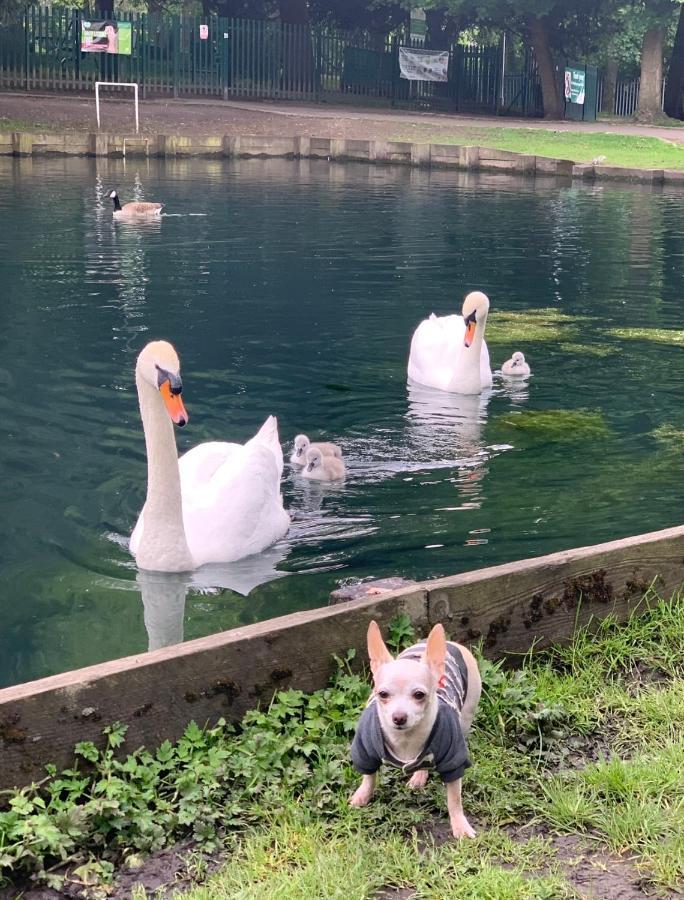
[1,156,683,688]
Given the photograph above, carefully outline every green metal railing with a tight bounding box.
[0,7,542,115]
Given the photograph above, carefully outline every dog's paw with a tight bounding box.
[349,787,373,807]
[407,770,429,790]
[450,814,476,839]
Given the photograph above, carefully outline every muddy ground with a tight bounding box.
[4,818,676,900]
[2,91,684,146]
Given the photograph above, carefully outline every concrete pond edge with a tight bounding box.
[1,523,684,789]
[2,131,683,185]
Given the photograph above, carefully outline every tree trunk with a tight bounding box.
[426,8,448,49]
[601,59,618,114]
[637,25,664,121]
[664,2,684,120]
[527,15,562,119]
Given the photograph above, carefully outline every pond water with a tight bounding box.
[1,155,684,688]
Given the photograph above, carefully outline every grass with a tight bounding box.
[179,594,683,899]
[396,126,684,170]
[0,117,53,132]
[4,595,684,898]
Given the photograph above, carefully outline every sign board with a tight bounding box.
[409,8,426,45]
[399,47,448,82]
[564,67,585,104]
[199,24,208,40]
[81,20,132,55]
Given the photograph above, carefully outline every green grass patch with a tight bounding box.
[398,126,684,170]
[2,595,684,896]
[0,117,53,133]
[178,820,574,900]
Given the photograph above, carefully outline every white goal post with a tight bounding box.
[95,81,139,134]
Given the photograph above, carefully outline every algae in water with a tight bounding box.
[486,308,587,344]
[499,409,611,443]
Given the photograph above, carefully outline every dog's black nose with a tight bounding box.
[392,713,407,727]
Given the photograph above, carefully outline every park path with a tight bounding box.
[2,90,684,143]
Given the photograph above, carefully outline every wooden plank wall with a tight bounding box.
[1,524,683,789]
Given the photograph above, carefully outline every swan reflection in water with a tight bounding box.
[406,379,491,460]
[404,380,495,505]
[137,543,289,652]
[497,371,531,407]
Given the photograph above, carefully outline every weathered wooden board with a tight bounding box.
[424,525,684,653]
[1,524,683,790]
[0,589,426,790]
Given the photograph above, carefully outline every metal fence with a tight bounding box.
[597,75,667,117]
[0,6,543,116]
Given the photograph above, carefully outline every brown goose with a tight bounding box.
[109,189,163,218]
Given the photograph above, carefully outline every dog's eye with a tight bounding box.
[377,690,390,700]
[413,690,426,701]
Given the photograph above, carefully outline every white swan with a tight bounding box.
[302,447,346,481]
[407,291,493,395]
[501,351,531,377]
[129,340,290,572]
[290,434,342,466]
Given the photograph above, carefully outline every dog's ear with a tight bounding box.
[422,623,447,685]
[367,620,393,679]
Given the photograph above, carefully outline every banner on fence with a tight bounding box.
[81,20,132,55]
[399,47,449,82]
[199,24,208,40]
[564,67,585,104]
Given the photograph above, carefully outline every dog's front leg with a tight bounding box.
[350,773,376,807]
[445,779,475,839]
[408,769,429,789]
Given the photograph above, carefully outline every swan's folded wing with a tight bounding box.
[182,443,289,566]
[178,441,243,492]
[408,314,465,391]
[245,415,284,480]
[480,340,493,388]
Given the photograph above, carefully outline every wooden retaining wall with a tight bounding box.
[1,131,683,184]
[1,524,683,790]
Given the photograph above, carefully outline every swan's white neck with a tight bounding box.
[135,371,194,572]
[449,308,488,394]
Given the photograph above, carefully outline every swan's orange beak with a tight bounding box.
[160,380,188,427]
[464,320,477,348]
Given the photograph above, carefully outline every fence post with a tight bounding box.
[173,16,180,98]
[139,14,146,100]
[24,5,29,91]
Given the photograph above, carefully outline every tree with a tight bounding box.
[663,1,684,118]
[634,0,678,120]
[395,0,616,119]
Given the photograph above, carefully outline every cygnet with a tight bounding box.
[302,446,346,481]
[290,433,342,466]
[501,351,531,377]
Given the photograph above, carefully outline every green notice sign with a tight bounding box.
[564,67,585,104]
[410,8,426,44]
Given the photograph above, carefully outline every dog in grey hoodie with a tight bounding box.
[350,621,481,838]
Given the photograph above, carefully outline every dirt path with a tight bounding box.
[2,91,684,144]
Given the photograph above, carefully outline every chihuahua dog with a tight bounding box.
[350,620,481,839]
